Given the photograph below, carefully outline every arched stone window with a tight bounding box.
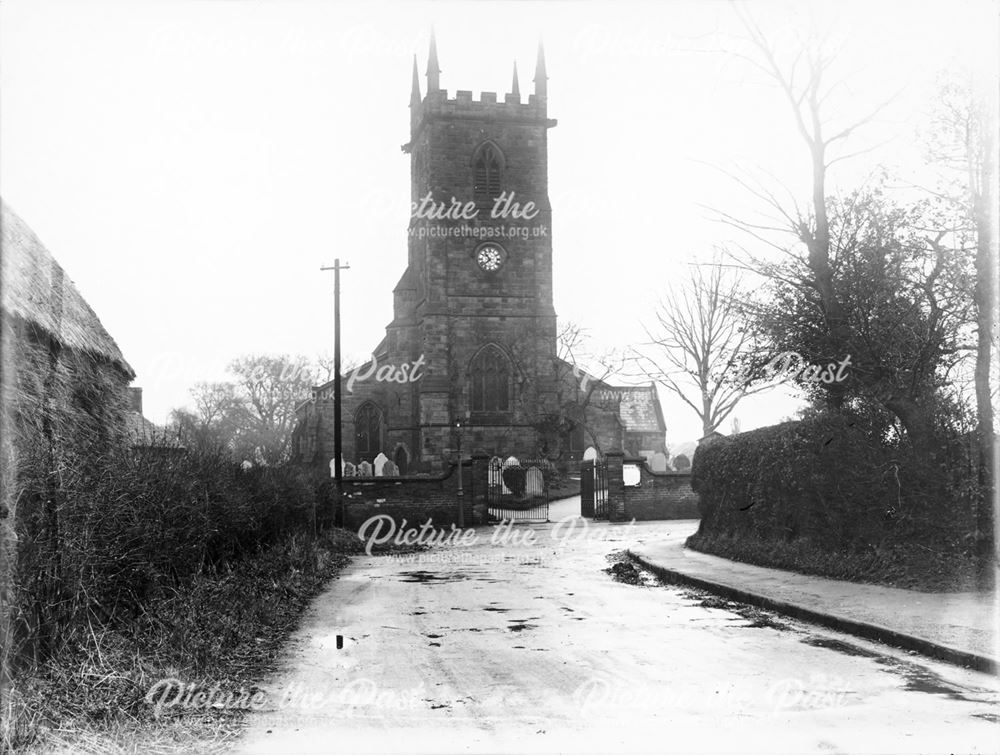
[472,141,504,204]
[354,402,384,464]
[469,345,511,413]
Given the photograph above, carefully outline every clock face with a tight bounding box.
[476,244,504,272]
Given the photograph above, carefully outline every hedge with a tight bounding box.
[689,414,974,553]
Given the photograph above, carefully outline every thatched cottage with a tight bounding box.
[1,199,135,679]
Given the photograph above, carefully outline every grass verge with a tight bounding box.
[4,527,365,754]
[685,530,989,592]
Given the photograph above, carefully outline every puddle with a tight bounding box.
[972,712,1000,723]
[425,633,442,639]
[508,622,538,632]
[802,636,985,703]
[802,637,879,658]
[483,606,511,613]
[874,657,980,702]
[398,571,467,583]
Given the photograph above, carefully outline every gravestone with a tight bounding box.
[358,461,373,477]
[373,452,389,476]
[343,461,356,477]
[502,466,527,497]
[525,466,544,498]
[501,455,520,494]
[650,452,668,472]
[382,460,399,477]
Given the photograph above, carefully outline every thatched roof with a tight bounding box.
[1,199,134,377]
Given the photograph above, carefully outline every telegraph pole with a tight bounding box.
[454,417,464,528]
[321,259,350,525]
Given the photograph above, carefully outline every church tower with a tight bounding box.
[395,34,560,465]
[291,35,666,475]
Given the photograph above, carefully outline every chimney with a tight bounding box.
[129,387,143,415]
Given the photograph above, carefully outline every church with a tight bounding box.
[292,36,667,475]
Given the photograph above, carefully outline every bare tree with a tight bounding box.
[229,355,315,464]
[631,261,766,437]
[556,321,625,407]
[170,381,247,452]
[714,11,976,455]
[530,321,627,455]
[924,74,998,560]
[313,352,361,386]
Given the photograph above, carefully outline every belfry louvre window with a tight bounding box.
[354,402,384,463]
[470,345,510,412]
[473,143,503,203]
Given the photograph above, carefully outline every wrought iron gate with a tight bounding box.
[581,458,608,519]
[486,456,550,523]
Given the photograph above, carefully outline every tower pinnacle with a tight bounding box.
[533,41,547,97]
[410,54,421,106]
[426,29,441,92]
[511,61,520,98]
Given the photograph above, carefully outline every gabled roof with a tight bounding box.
[1,199,134,376]
[312,336,389,393]
[554,356,615,393]
[555,358,665,434]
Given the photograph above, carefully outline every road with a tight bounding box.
[235,498,998,754]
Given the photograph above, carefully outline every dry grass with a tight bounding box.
[4,528,363,754]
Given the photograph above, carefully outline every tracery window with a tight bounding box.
[469,345,511,413]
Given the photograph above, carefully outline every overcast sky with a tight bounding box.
[2,0,996,446]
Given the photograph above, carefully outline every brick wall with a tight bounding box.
[620,457,698,520]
